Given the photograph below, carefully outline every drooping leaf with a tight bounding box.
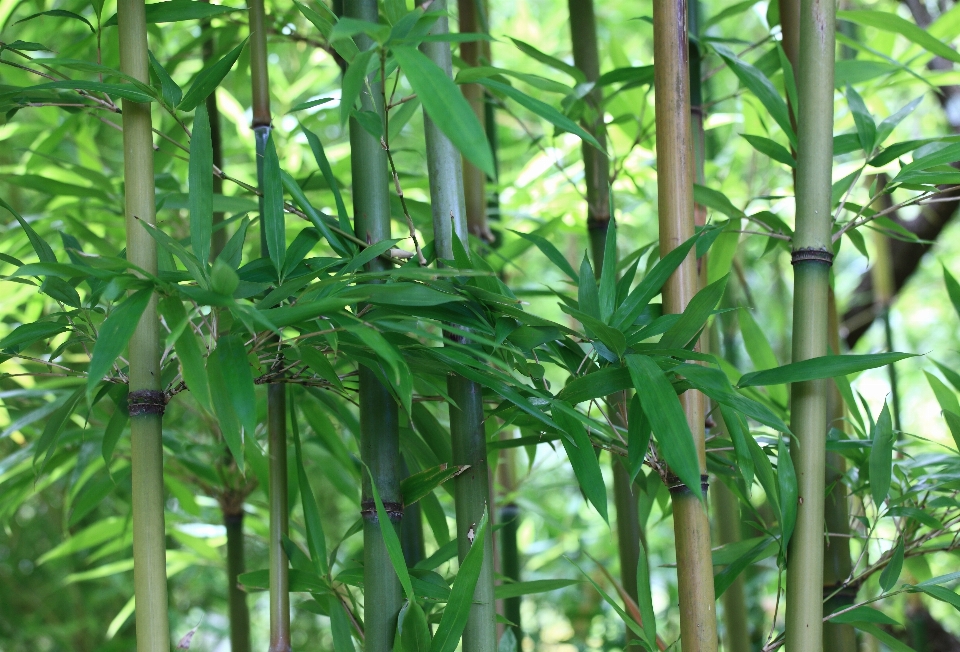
[148,50,182,108]
[401,601,432,652]
[262,134,287,277]
[777,434,798,552]
[626,355,702,499]
[738,308,787,405]
[430,510,489,652]
[340,48,377,124]
[869,401,894,505]
[838,9,960,64]
[494,579,578,599]
[614,233,699,329]
[738,353,914,387]
[511,229,579,283]
[292,400,329,576]
[159,297,211,412]
[366,465,415,601]
[636,539,657,646]
[104,1,240,26]
[87,289,153,397]
[879,537,905,593]
[189,102,213,264]
[216,334,257,437]
[207,350,243,470]
[301,125,352,233]
[553,404,608,522]
[178,38,248,112]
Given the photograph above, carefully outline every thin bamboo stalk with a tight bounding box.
[246,0,290,648]
[457,0,491,241]
[201,1,227,257]
[784,0,835,642]
[347,0,403,647]
[823,290,856,652]
[652,0,718,649]
[498,440,522,646]
[117,1,169,650]
[225,511,252,652]
[419,4,497,650]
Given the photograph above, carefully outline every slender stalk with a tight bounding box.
[225,510,252,652]
[201,0,227,257]
[498,442,522,646]
[420,4,496,650]
[566,7,643,645]
[652,0,718,649]
[870,230,901,430]
[457,0,491,241]
[712,482,750,652]
[247,0,290,648]
[348,0,403,647]
[117,1,169,650]
[784,0,835,643]
[400,458,426,566]
[822,290,856,652]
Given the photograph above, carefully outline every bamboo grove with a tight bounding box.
[3,0,960,649]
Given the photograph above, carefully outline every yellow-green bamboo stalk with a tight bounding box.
[117,0,169,649]
[652,0,718,648]
[457,0,491,241]
[784,0,835,642]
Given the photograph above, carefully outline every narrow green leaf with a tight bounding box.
[1,197,56,262]
[675,363,790,433]
[659,275,727,350]
[328,594,358,652]
[148,50,182,108]
[207,349,243,470]
[511,229,579,282]
[5,80,155,103]
[636,539,657,646]
[879,537,904,592]
[263,133,286,276]
[578,254,600,318]
[553,404,608,522]
[430,510,489,652]
[104,1,239,26]
[598,225,617,322]
[189,102,214,264]
[741,133,795,168]
[292,399,329,576]
[628,394,651,482]
[777,435,797,551]
[400,464,466,506]
[34,385,84,472]
[943,266,960,321]
[301,125,352,233]
[101,387,129,465]
[714,536,775,598]
[869,402,894,505]
[838,9,960,64]
[828,606,900,626]
[738,353,914,387]
[341,48,376,125]
[178,38,248,112]
[494,579,578,600]
[401,601,432,652]
[366,464,415,602]
[738,308,787,405]
[693,184,746,219]
[846,84,877,153]
[87,289,152,397]
[719,405,754,492]
[158,297,211,412]
[0,322,68,352]
[844,622,917,652]
[626,355,702,498]
[509,38,586,82]
[394,45,495,178]
[216,334,257,437]
[614,233,699,329]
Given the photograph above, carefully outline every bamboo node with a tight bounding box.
[791,247,834,266]
[666,473,709,495]
[127,389,166,416]
[360,500,404,520]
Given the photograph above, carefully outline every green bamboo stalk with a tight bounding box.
[457,0,491,242]
[784,0,835,642]
[224,510,252,652]
[498,441,522,646]
[346,0,404,647]
[822,290,856,652]
[400,458,426,566]
[201,1,227,258]
[117,1,169,650]
[246,1,290,649]
[652,0,718,649]
[419,4,497,650]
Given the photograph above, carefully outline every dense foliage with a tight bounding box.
[1,0,960,650]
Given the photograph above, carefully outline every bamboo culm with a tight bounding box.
[246,0,291,648]
[419,3,497,649]
[224,511,252,652]
[117,0,170,649]
[652,0,719,648]
[784,0,836,642]
[457,0,491,242]
[347,0,404,647]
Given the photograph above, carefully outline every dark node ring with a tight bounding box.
[127,389,166,416]
[667,473,710,496]
[791,248,834,266]
[822,582,859,602]
[360,500,404,520]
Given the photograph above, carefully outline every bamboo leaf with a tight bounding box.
[3,80,155,103]
[943,266,960,321]
[843,622,917,652]
[845,84,877,153]
[494,579,578,599]
[777,435,797,551]
[675,363,790,433]
[879,537,904,592]
[400,464,466,505]
[16,9,94,31]
[393,45,495,178]
[341,48,377,125]
[189,102,213,264]
[741,133,795,168]
[158,297,211,412]
[101,387,129,464]
[626,355,702,498]
[636,539,657,646]
[216,334,257,438]
[577,254,600,318]
[366,465,415,602]
[87,289,153,397]
[178,38,248,112]
[598,225,618,322]
[148,50,182,108]
[0,322,68,353]
[737,353,914,387]
[628,394,651,482]
[714,536,776,598]
[738,308,787,405]
[207,350,243,469]
[553,404,608,522]
[693,184,746,220]
[138,220,208,286]
[104,1,240,26]
[909,585,960,614]
[719,405,754,491]
[614,233,699,329]
[34,385,84,472]
[477,78,603,151]
[328,595,357,652]
[429,509,489,652]
[892,142,960,182]
[301,126,352,233]
[828,606,900,626]
[713,44,796,147]
[747,434,780,523]
[401,601,432,652]
[509,38,586,83]
[838,9,960,64]
[875,96,923,146]
[1,199,58,263]
[869,401,894,505]
[510,229,579,283]
[658,275,727,350]
[263,134,286,277]
[292,400,330,576]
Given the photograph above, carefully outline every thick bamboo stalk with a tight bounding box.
[347,0,404,647]
[822,290,856,652]
[784,0,835,643]
[400,459,426,566]
[652,0,718,649]
[117,2,169,651]
[225,511,252,652]
[419,5,496,649]
[457,0,491,241]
